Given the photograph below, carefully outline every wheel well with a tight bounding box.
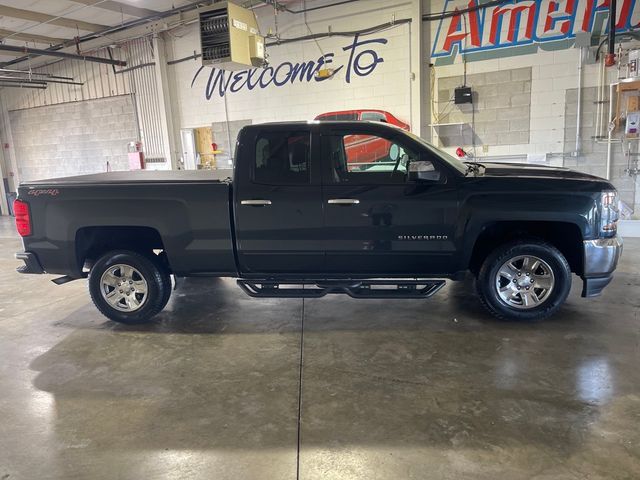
[469,222,584,275]
[76,226,169,273]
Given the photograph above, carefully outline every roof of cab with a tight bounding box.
[245,120,407,131]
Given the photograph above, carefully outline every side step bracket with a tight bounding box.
[237,279,446,299]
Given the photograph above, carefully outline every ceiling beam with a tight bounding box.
[0,44,126,66]
[0,29,66,45]
[0,83,47,89]
[0,51,37,58]
[1,0,210,68]
[68,0,158,18]
[0,5,108,33]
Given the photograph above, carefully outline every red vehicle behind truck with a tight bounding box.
[314,110,410,169]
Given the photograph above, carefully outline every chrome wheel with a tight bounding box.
[100,264,148,312]
[495,255,555,309]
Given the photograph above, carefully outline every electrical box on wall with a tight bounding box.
[199,2,265,70]
[626,112,640,135]
[629,50,640,77]
[454,86,473,104]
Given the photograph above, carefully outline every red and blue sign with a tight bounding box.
[432,0,640,60]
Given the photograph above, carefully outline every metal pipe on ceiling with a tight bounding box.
[167,17,412,65]
[422,0,508,21]
[0,82,46,89]
[0,76,46,84]
[254,0,361,14]
[3,0,215,68]
[11,77,84,86]
[0,68,74,80]
[265,18,412,46]
[0,44,126,66]
[115,62,156,75]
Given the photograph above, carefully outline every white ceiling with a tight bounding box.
[0,0,196,63]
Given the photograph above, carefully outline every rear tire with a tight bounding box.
[88,250,171,324]
[476,240,571,321]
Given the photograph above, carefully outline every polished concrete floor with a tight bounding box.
[1,215,639,480]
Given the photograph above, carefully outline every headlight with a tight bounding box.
[599,190,619,237]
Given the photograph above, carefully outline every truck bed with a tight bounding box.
[18,169,237,278]
[21,169,234,186]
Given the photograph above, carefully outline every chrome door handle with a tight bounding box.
[328,198,360,205]
[241,199,272,206]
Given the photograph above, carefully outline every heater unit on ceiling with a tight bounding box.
[198,1,265,70]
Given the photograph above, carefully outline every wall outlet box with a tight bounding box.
[626,111,640,134]
[454,86,473,104]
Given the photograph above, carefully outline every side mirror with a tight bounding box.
[408,161,441,183]
[389,144,400,161]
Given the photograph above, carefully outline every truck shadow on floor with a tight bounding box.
[51,274,606,336]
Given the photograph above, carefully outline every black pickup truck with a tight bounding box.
[14,121,622,323]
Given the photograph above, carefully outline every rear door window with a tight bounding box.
[254,131,310,185]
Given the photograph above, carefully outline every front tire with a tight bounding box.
[88,250,171,324]
[476,240,571,321]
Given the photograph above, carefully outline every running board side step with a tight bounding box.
[237,279,446,299]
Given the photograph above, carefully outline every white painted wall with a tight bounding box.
[168,0,417,133]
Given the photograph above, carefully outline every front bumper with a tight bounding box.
[15,252,45,274]
[581,236,623,297]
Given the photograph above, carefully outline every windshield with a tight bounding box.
[403,130,468,175]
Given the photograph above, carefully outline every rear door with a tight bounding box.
[319,125,460,276]
[234,126,324,274]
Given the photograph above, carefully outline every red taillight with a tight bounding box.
[13,199,32,237]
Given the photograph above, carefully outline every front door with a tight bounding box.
[320,127,459,276]
[180,129,197,170]
[235,127,324,275]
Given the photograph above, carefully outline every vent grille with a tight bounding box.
[198,2,265,71]
[201,10,231,63]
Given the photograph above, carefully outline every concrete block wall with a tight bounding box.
[430,47,584,160]
[9,95,138,182]
[436,68,531,148]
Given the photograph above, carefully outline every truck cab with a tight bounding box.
[233,121,462,276]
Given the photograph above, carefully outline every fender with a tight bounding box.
[456,190,596,270]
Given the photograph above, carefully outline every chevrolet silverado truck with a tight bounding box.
[14,121,622,324]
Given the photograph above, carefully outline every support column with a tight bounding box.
[421,0,432,141]
[153,34,178,170]
[410,0,423,136]
[0,147,8,216]
[0,94,18,215]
